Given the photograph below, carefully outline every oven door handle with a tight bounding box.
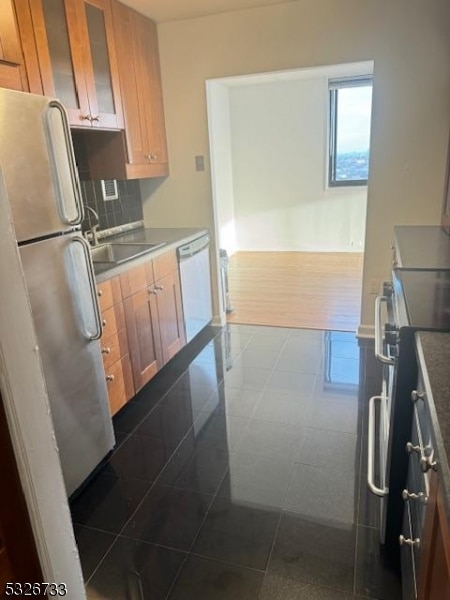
[375,295,395,365]
[368,394,389,497]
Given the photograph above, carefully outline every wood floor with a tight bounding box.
[226,251,364,332]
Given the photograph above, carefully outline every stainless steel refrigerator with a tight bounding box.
[0,88,115,496]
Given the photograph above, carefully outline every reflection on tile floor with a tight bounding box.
[70,324,401,599]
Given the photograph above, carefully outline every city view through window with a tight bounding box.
[330,82,373,184]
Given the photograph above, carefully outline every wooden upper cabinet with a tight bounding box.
[30,0,123,129]
[0,0,29,91]
[111,1,168,178]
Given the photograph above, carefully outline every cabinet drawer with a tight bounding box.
[101,328,128,370]
[101,305,118,337]
[105,356,133,416]
[101,331,120,370]
[97,277,121,312]
[153,249,177,281]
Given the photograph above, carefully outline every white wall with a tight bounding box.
[141,0,450,327]
[228,75,367,252]
[207,82,238,255]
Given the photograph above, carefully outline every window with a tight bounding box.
[328,76,373,187]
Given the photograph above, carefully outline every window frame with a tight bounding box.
[328,75,373,188]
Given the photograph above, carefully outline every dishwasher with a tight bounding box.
[177,234,213,343]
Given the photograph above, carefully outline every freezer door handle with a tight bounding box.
[71,237,103,340]
[367,394,388,497]
[44,101,83,226]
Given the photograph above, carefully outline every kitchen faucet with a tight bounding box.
[84,205,100,246]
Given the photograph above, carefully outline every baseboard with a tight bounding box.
[357,324,375,340]
[212,313,226,327]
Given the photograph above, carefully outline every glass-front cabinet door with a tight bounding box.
[81,0,123,129]
[30,0,122,129]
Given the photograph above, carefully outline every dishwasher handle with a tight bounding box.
[177,234,210,260]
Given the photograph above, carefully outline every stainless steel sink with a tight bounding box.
[91,242,166,265]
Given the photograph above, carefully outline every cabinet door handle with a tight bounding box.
[410,390,425,403]
[420,456,437,473]
[71,236,103,340]
[91,115,100,122]
[399,535,420,548]
[81,114,91,121]
[406,442,421,455]
[154,285,164,291]
[45,101,83,226]
[148,288,157,295]
[402,489,428,505]
[106,374,115,382]
[102,347,111,354]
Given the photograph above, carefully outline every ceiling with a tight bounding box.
[119,0,293,23]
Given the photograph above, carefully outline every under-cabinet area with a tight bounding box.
[3,0,168,180]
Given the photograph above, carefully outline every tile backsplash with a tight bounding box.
[72,132,143,233]
[80,179,143,232]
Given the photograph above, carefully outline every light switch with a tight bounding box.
[195,155,205,171]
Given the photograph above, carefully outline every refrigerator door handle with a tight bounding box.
[44,100,83,226]
[71,236,103,340]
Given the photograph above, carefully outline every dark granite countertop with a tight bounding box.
[394,225,450,269]
[415,331,450,517]
[93,227,209,282]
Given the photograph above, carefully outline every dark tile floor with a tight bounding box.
[71,324,402,600]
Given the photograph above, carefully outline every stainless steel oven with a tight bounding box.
[368,287,396,543]
[368,268,450,564]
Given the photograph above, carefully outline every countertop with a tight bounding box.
[394,225,450,269]
[415,331,450,517]
[93,227,209,282]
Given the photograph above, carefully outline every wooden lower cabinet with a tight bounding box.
[97,276,133,416]
[98,249,186,405]
[123,286,161,392]
[417,471,450,599]
[153,270,185,364]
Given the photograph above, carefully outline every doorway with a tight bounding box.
[207,61,374,332]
